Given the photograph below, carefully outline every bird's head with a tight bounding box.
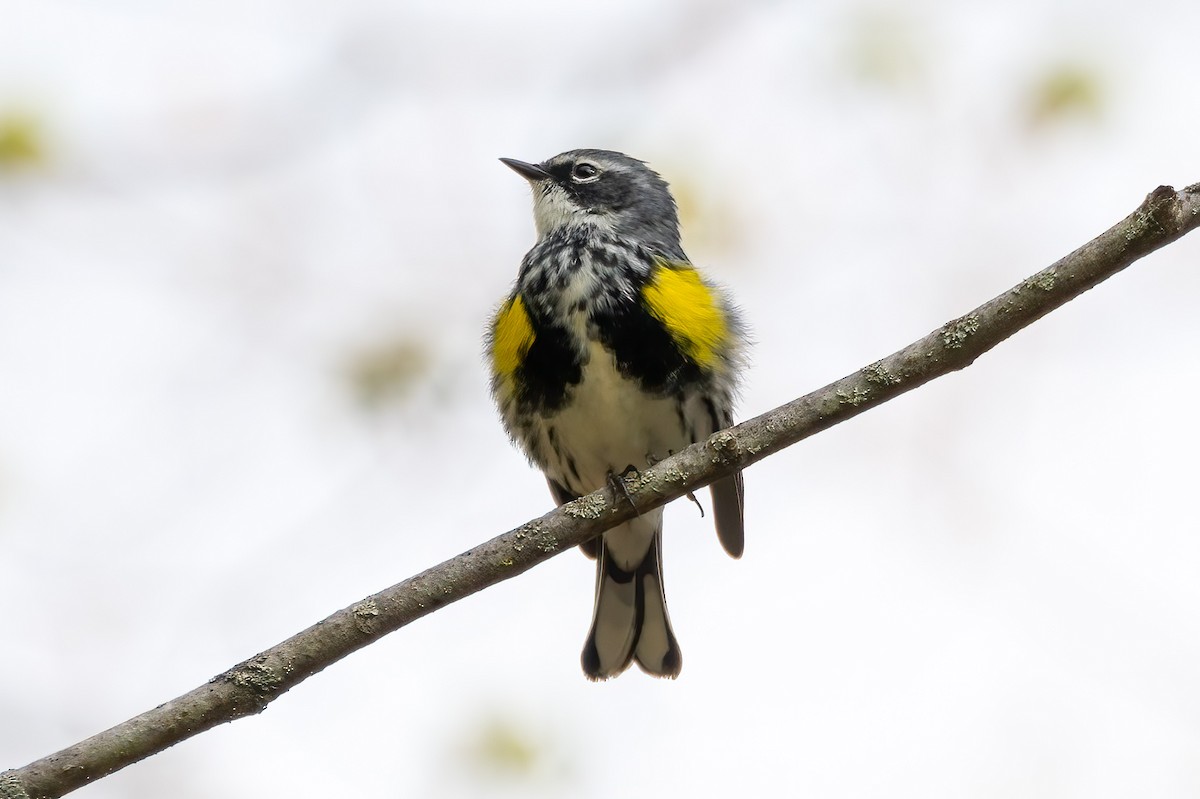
[501,149,682,255]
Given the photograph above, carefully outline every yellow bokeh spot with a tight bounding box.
[471,718,540,775]
[345,335,431,410]
[0,112,46,168]
[670,171,745,256]
[1027,64,1103,128]
[842,8,924,90]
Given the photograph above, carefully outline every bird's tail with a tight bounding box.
[581,511,682,680]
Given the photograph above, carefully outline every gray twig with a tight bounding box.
[3,183,1198,799]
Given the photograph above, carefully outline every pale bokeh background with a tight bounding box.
[2,1,1199,797]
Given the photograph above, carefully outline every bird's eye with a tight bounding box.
[571,162,600,182]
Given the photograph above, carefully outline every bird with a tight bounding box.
[487,149,746,680]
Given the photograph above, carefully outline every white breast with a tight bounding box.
[536,340,691,496]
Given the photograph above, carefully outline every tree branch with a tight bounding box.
[4,183,1199,799]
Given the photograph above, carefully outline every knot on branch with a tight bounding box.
[220,656,290,710]
[353,600,381,635]
[1129,185,1194,242]
[706,430,741,467]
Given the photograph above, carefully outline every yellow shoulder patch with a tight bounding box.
[491,293,535,378]
[642,261,728,370]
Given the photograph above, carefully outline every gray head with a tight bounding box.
[500,149,684,257]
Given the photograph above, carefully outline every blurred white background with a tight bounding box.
[2,1,1199,797]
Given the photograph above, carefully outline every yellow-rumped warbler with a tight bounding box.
[488,149,745,680]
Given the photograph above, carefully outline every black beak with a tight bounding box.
[500,157,551,182]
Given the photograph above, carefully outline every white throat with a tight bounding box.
[532,184,614,239]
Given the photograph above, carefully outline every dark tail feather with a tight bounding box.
[632,530,682,677]
[581,516,681,680]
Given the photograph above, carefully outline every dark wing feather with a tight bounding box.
[709,471,744,558]
[546,476,576,507]
[702,403,744,558]
[547,477,601,559]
